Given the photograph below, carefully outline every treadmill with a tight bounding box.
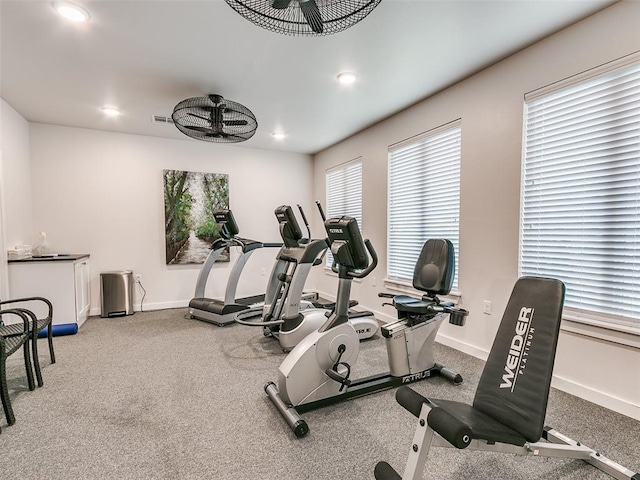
[188,210,284,326]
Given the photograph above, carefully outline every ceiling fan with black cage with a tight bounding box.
[171,94,258,144]
[224,0,382,36]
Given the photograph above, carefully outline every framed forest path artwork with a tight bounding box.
[164,169,229,264]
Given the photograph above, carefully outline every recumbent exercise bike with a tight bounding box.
[265,215,468,437]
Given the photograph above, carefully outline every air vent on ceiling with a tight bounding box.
[152,115,174,124]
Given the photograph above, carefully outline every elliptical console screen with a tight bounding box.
[325,216,368,270]
[275,205,303,247]
[213,209,239,238]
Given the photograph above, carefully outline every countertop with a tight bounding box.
[8,254,90,263]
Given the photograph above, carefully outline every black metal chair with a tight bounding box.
[0,309,37,431]
[374,277,639,480]
[0,297,54,387]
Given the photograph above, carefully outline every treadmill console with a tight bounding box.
[325,216,369,270]
[275,205,303,248]
[213,210,239,240]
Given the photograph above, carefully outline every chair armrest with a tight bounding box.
[0,309,31,334]
[0,297,53,320]
[10,308,39,336]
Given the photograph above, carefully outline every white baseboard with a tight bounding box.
[89,300,188,317]
[551,375,640,421]
[435,332,490,361]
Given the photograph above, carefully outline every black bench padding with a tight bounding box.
[431,399,527,446]
[473,277,565,443]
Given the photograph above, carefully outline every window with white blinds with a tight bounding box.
[325,159,363,267]
[520,57,640,332]
[388,121,461,287]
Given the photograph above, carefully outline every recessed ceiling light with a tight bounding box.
[100,106,120,117]
[52,2,90,22]
[272,132,286,140]
[337,72,358,85]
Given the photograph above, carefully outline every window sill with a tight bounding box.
[561,311,640,349]
[383,278,461,305]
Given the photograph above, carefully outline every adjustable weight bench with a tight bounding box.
[375,276,639,480]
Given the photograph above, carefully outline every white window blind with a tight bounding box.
[325,159,363,267]
[520,59,640,331]
[388,121,461,287]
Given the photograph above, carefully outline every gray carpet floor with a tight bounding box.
[1,308,638,479]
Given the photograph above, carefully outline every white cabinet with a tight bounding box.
[8,255,91,327]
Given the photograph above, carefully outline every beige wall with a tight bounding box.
[28,123,313,314]
[310,1,640,419]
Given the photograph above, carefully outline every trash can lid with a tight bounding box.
[100,270,134,276]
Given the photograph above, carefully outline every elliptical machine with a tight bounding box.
[235,204,379,351]
[188,210,284,326]
[265,216,468,437]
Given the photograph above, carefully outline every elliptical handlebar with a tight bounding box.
[348,239,377,279]
[316,200,327,221]
[297,204,312,240]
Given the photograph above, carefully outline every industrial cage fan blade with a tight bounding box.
[299,0,323,33]
[223,120,249,126]
[184,125,215,134]
[271,0,291,8]
[187,112,211,122]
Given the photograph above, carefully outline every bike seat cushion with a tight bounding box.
[392,295,434,315]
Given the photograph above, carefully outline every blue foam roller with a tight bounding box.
[37,323,78,338]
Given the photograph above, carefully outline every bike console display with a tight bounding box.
[325,216,369,270]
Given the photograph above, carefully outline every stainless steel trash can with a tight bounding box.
[100,270,134,317]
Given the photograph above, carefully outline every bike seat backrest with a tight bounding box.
[412,239,455,296]
[325,216,369,270]
[213,209,239,240]
[275,205,303,248]
[473,276,565,443]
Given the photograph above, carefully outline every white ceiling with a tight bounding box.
[1,0,617,154]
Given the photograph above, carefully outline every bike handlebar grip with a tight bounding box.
[378,292,394,298]
[374,462,402,480]
[396,385,428,418]
[427,407,472,449]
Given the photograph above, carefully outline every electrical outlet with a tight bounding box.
[135,274,142,283]
[483,300,492,315]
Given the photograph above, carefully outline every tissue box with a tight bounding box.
[8,245,32,260]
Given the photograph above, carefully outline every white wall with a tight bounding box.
[0,99,34,249]
[309,1,640,419]
[29,123,313,314]
[0,99,34,299]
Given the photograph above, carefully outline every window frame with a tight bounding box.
[385,119,462,295]
[519,52,640,346]
[324,157,363,270]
